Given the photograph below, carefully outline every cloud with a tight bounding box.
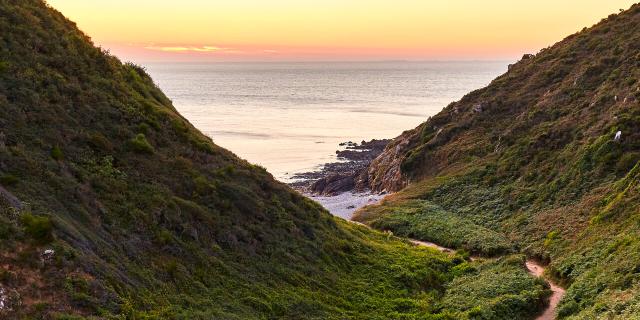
[144,45,230,53]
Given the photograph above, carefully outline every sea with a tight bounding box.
[144,61,508,182]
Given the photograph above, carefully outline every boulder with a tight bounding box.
[473,103,487,113]
[41,249,55,261]
[310,173,356,196]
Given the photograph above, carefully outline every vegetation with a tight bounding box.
[363,199,513,256]
[0,1,548,319]
[356,4,640,319]
[19,213,53,243]
[441,256,549,319]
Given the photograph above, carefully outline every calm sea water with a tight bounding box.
[144,61,507,181]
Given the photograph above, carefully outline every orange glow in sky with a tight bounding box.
[47,0,636,62]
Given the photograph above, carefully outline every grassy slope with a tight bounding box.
[356,4,640,319]
[0,1,548,319]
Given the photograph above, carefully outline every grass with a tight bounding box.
[441,255,549,319]
[358,199,514,256]
[358,4,640,318]
[0,1,549,319]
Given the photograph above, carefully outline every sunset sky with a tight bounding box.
[48,0,636,62]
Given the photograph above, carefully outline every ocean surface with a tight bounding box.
[144,61,508,181]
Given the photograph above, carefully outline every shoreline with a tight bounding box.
[289,139,390,196]
[289,139,390,219]
[306,191,385,220]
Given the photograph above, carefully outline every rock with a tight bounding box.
[365,130,420,193]
[41,249,55,261]
[624,95,637,103]
[0,287,20,313]
[522,53,535,60]
[310,173,356,196]
[290,139,391,194]
[473,103,486,113]
[614,131,622,141]
[0,287,5,311]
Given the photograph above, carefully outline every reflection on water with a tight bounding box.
[144,61,508,181]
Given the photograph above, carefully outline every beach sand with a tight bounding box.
[307,192,385,220]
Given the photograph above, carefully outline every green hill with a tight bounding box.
[0,1,548,319]
[356,4,640,319]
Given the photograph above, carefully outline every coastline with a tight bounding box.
[288,139,390,219]
[306,192,385,220]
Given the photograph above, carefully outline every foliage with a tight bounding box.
[0,1,548,319]
[128,133,154,154]
[19,213,53,243]
[441,256,549,319]
[50,146,64,160]
[364,199,513,256]
[357,3,640,319]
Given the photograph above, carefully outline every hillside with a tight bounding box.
[0,1,552,319]
[356,4,640,319]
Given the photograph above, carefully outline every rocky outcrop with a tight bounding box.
[309,173,356,196]
[290,139,391,195]
[365,128,421,192]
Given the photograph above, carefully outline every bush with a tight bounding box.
[51,146,64,160]
[616,152,640,174]
[0,173,19,186]
[20,213,53,243]
[0,61,8,73]
[128,133,154,154]
[0,216,13,240]
[87,132,113,152]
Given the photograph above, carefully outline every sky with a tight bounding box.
[47,0,637,62]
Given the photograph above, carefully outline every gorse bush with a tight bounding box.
[128,133,154,153]
[50,146,63,160]
[19,213,53,244]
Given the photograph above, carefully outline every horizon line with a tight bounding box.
[131,59,516,64]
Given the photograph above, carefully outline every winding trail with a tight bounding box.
[329,197,565,318]
[526,261,566,320]
[408,239,565,319]
[351,221,565,318]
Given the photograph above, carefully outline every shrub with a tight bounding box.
[0,61,8,73]
[0,216,13,240]
[128,133,154,154]
[155,229,173,245]
[0,173,19,186]
[87,132,113,152]
[616,152,640,174]
[51,146,64,160]
[20,213,53,243]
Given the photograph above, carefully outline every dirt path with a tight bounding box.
[407,238,564,319]
[348,217,564,319]
[526,261,566,320]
